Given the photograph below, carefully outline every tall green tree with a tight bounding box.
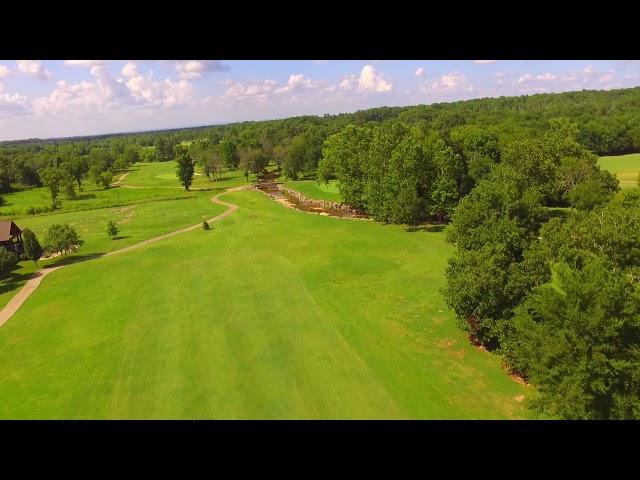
[218,139,239,169]
[61,158,88,189]
[392,186,423,226]
[22,228,43,268]
[38,166,64,208]
[175,146,195,191]
[240,149,269,180]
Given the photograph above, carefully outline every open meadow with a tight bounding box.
[599,153,640,189]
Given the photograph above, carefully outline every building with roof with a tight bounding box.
[0,221,24,255]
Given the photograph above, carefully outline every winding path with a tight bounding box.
[0,186,247,328]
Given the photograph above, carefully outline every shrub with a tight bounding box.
[202,217,210,230]
[26,205,54,215]
[0,248,18,282]
[106,220,119,239]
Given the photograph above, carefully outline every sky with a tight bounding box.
[1,60,639,141]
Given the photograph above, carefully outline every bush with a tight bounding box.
[64,181,77,200]
[0,248,19,282]
[96,171,114,189]
[106,220,119,239]
[202,217,210,230]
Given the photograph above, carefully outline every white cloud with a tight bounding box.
[222,79,277,100]
[420,73,474,96]
[1,87,30,113]
[275,74,331,94]
[0,85,30,115]
[493,69,513,84]
[474,60,497,64]
[174,60,229,79]
[414,67,424,77]
[32,64,191,115]
[0,65,11,78]
[64,60,106,67]
[599,70,615,85]
[125,71,192,106]
[340,65,392,93]
[511,66,622,94]
[16,60,52,80]
[313,60,329,64]
[517,73,534,84]
[536,73,557,81]
[440,73,465,88]
[121,62,138,78]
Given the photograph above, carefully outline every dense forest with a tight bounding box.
[1,85,639,419]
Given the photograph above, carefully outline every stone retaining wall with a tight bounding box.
[277,184,366,216]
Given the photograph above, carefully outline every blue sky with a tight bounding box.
[0,60,639,141]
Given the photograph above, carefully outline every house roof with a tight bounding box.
[0,221,21,242]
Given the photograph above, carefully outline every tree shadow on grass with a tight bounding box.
[111,236,130,241]
[0,270,36,295]
[405,224,446,233]
[73,193,97,201]
[48,253,105,267]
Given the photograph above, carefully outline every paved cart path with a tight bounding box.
[0,186,247,328]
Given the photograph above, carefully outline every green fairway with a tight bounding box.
[0,181,188,218]
[123,162,251,190]
[285,180,342,202]
[0,191,226,309]
[0,189,528,419]
[599,153,640,189]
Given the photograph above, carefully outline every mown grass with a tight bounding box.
[0,163,252,219]
[0,181,185,219]
[284,180,342,202]
[0,189,528,419]
[599,153,640,189]
[0,191,226,309]
[123,162,250,190]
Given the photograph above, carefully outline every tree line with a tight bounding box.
[2,86,638,202]
[442,120,639,419]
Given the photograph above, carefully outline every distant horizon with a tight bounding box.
[1,60,639,142]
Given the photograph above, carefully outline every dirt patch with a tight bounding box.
[515,395,525,402]
[111,205,136,225]
[111,171,130,186]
